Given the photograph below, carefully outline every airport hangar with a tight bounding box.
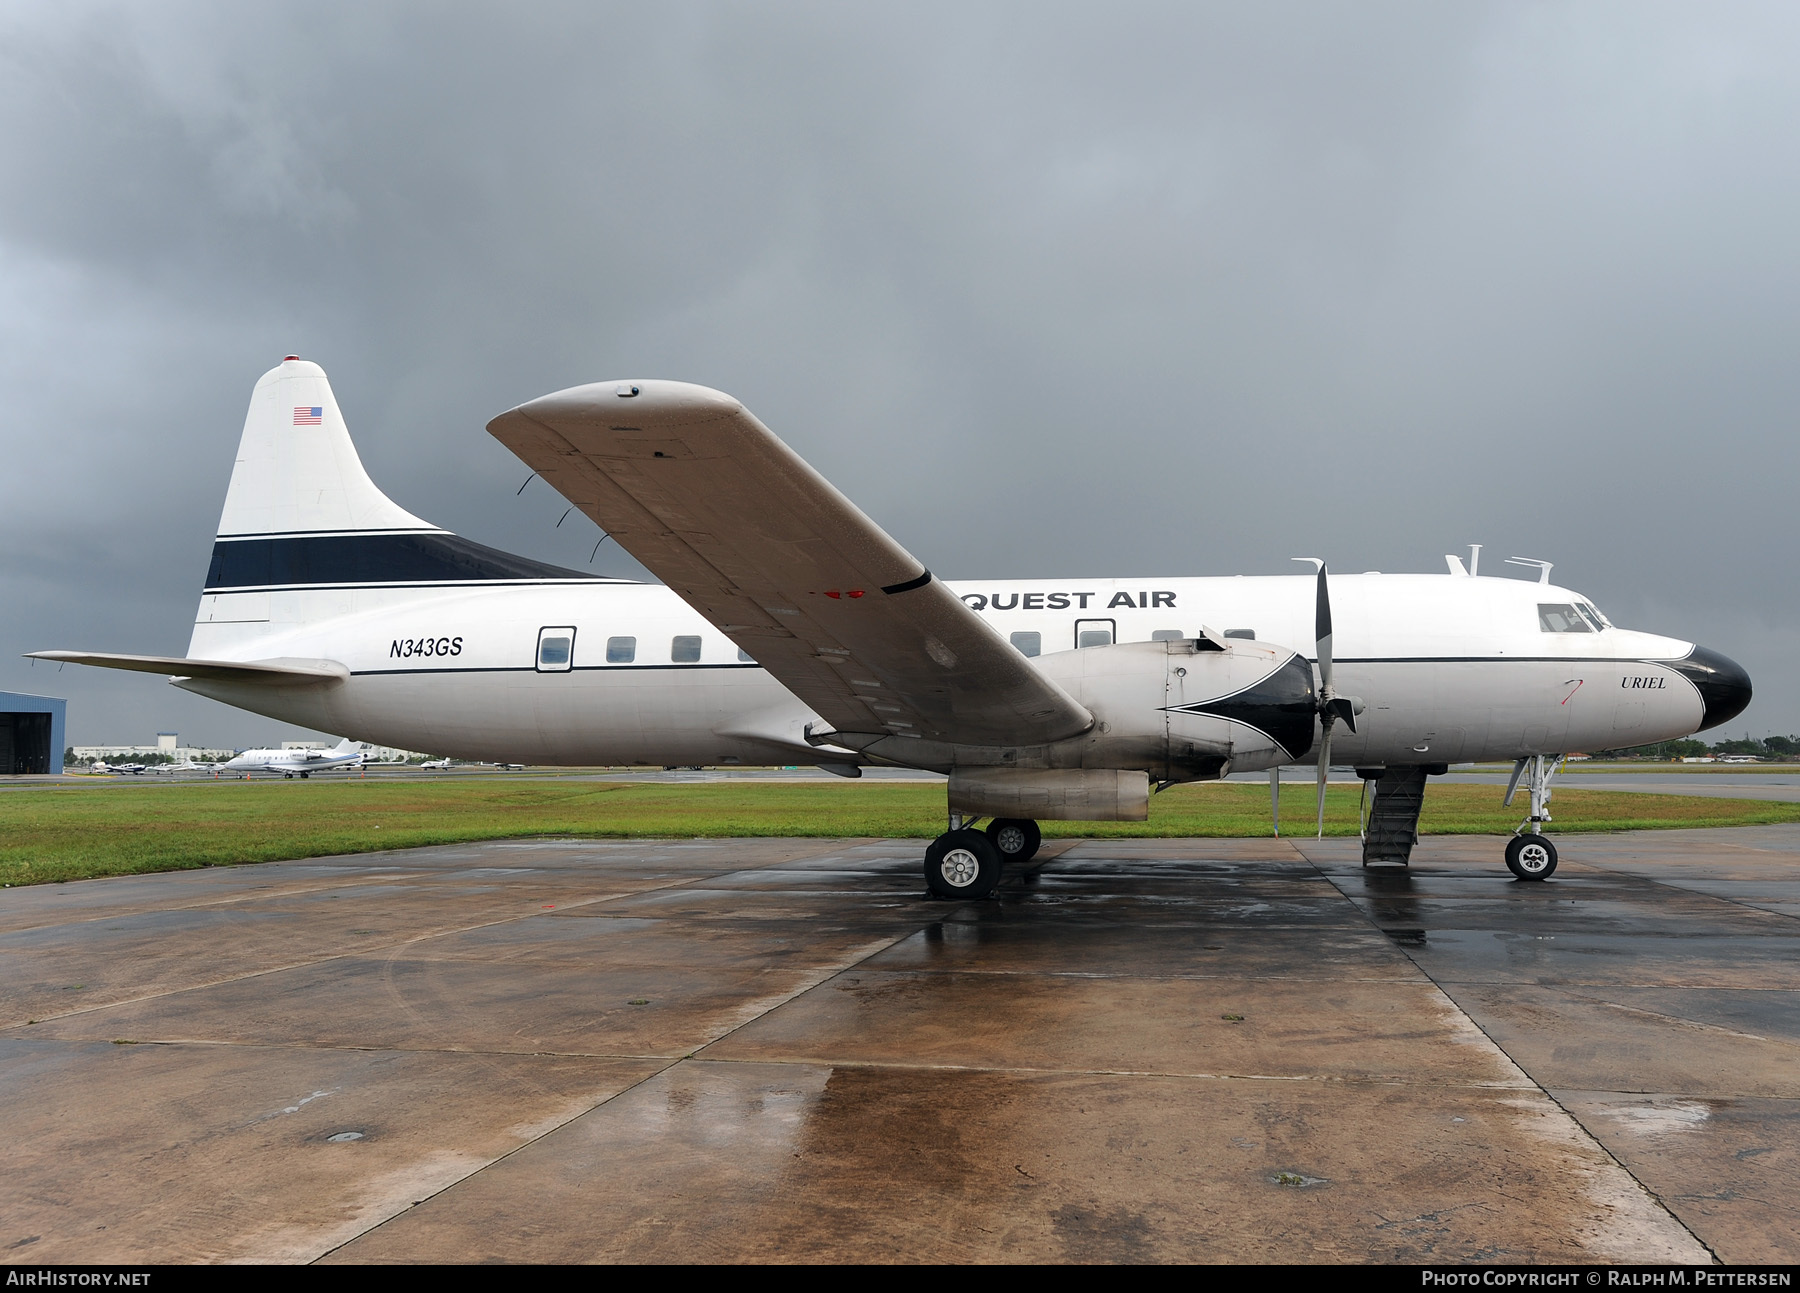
[0,690,64,775]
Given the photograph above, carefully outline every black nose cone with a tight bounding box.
[1671,646,1753,731]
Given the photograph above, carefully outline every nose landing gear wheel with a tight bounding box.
[1505,833,1558,880]
[985,817,1042,864]
[924,828,1003,900]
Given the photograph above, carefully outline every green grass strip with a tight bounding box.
[4,779,1799,888]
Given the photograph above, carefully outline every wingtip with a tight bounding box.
[497,379,743,432]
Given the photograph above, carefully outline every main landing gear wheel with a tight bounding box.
[986,818,1042,865]
[924,829,1003,900]
[1505,834,1558,881]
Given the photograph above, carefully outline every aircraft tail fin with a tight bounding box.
[190,358,599,659]
[191,357,444,656]
[215,357,436,540]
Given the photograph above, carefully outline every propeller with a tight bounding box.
[1292,559,1364,837]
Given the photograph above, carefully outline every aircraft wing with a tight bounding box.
[488,381,1093,748]
[26,652,348,686]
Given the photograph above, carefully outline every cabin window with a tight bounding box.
[606,635,637,663]
[1075,619,1115,648]
[1150,629,1185,642]
[737,648,756,663]
[1010,631,1041,657]
[1538,604,1593,634]
[536,626,576,673]
[671,635,702,663]
[1224,628,1256,640]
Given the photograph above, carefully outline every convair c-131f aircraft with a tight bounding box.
[34,358,1751,895]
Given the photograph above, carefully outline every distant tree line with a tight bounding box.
[1590,735,1800,760]
[64,749,180,765]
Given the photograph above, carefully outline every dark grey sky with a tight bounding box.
[4,2,1796,749]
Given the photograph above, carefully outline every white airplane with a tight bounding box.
[158,759,223,773]
[419,758,454,770]
[223,737,364,779]
[34,358,1750,892]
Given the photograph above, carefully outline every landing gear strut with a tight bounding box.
[1503,754,1562,881]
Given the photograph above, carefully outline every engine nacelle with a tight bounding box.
[1032,635,1316,782]
[837,635,1317,805]
[948,768,1151,822]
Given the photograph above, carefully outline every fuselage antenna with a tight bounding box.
[1505,556,1554,585]
[1467,544,1481,577]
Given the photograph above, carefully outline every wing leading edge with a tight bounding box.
[487,381,1093,749]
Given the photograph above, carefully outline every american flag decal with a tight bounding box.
[294,406,323,425]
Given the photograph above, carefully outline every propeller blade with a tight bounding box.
[1315,719,1333,838]
[1271,765,1280,837]
[1294,556,1343,836]
[1314,562,1334,695]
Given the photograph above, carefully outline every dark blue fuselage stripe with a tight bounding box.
[204,532,601,590]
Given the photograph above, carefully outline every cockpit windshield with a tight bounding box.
[1539,604,1593,633]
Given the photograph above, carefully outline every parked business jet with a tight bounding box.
[33,358,1751,893]
[223,737,363,779]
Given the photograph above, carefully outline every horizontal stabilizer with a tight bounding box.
[26,651,349,686]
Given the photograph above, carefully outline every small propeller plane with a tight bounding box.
[32,359,1751,893]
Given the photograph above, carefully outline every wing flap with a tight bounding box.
[27,651,349,685]
[488,381,1092,747]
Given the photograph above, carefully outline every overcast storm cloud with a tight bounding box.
[2,1,1797,747]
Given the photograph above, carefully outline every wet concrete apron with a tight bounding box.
[2,828,1794,1263]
